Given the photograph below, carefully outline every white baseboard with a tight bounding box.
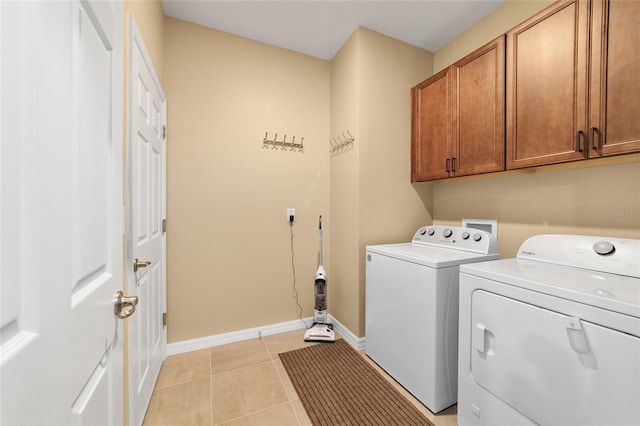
[167,315,365,356]
[328,315,366,350]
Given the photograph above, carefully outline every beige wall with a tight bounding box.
[432,0,640,257]
[330,31,362,336]
[330,27,433,337]
[434,160,640,257]
[163,18,331,343]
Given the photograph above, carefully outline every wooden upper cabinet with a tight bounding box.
[411,67,452,182]
[413,0,639,181]
[411,36,505,182]
[589,0,640,157]
[506,0,589,169]
[452,36,505,177]
[507,0,640,169]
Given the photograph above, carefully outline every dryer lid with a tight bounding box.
[462,258,640,317]
[517,234,640,278]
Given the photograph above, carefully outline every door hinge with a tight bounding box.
[162,312,167,327]
[162,125,166,140]
[162,218,167,234]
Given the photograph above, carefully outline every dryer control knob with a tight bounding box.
[593,241,615,255]
[443,228,453,238]
[473,233,482,242]
[427,228,435,236]
[419,229,427,235]
[462,232,470,240]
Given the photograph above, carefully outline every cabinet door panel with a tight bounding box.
[411,68,452,182]
[453,36,505,177]
[589,0,640,157]
[506,0,589,169]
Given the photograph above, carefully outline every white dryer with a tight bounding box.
[365,226,499,413]
[458,234,640,426]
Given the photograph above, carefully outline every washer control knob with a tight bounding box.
[473,233,482,242]
[462,232,470,240]
[593,241,615,255]
[443,229,453,238]
[419,229,427,235]
[427,228,435,236]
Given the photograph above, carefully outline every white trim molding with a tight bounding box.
[167,315,365,356]
[328,315,366,350]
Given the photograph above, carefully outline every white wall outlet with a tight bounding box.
[287,208,295,222]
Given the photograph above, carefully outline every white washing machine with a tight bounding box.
[458,234,640,426]
[365,226,499,413]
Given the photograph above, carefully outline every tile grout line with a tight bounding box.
[289,400,304,426]
[210,374,214,426]
[209,347,214,426]
[254,336,305,425]
[214,400,295,426]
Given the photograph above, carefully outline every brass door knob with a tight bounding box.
[133,258,151,272]
[114,291,138,319]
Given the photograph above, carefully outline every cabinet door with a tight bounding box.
[589,0,640,157]
[411,67,452,182]
[452,36,505,177]
[506,0,590,169]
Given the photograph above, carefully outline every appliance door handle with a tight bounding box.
[565,317,590,354]
[474,323,488,354]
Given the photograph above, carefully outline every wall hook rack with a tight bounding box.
[330,130,355,156]
[262,132,304,153]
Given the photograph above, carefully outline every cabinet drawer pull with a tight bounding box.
[451,157,456,172]
[446,158,451,173]
[590,127,597,150]
[575,130,583,152]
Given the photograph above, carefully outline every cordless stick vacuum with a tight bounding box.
[303,215,336,342]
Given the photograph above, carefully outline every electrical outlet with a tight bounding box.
[287,208,295,222]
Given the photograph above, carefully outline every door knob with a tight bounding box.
[133,258,151,272]
[114,291,138,319]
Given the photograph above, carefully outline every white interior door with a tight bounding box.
[128,15,167,426]
[1,0,124,425]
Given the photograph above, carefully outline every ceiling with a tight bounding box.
[161,0,506,60]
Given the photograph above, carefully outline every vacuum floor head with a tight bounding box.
[303,324,336,342]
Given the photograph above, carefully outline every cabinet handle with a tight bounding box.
[451,157,456,172]
[445,158,451,173]
[575,130,583,152]
[590,127,598,150]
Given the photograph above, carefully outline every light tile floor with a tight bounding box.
[143,329,457,426]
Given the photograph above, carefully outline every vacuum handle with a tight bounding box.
[318,215,323,266]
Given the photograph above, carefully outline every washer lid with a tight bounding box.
[460,258,640,317]
[367,243,499,268]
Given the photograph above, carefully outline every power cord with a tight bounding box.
[289,222,310,328]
